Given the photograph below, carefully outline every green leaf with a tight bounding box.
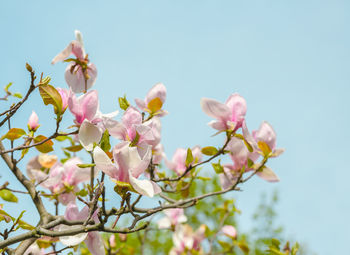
[118,95,130,111]
[185,148,193,167]
[201,146,218,156]
[212,161,224,174]
[247,158,254,168]
[34,135,54,153]
[1,128,26,141]
[12,93,22,99]
[64,144,83,152]
[100,130,111,152]
[0,190,18,202]
[244,139,254,153]
[4,82,13,93]
[77,163,96,168]
[113,181,135,197]
[76,189,89,197]
[39,84,63,115]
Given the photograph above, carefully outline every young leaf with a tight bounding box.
[201,146,218,156]
[39,84,63,115]
[64,144,83,152]
[147,97,163,113]
[185,148,193,167]
[212,161,224,174]
[1,128,26,141]
[100,130,111,152]
[0,190,18,203]
[118,95,130,111]
[77,163,96,168]
[34,135,54,153]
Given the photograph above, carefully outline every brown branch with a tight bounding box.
[0,66,36,126]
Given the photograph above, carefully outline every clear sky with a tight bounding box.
[1,1,349,254]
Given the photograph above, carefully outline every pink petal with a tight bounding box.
[253,121,277,151]
[257,166,280,182]
[93,146,118,179]
[145,83,167,104]
[85,232,105,255]
[129,174,156,197]
[135,98,146,111]
[51,43,73,64]
[80,90,99,122]
[221,225,237,238]
[200,98,231,120]
[225,93,247,126]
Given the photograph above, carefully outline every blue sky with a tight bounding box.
[1,1,349,254]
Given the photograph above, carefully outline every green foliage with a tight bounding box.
[1,128,26,141]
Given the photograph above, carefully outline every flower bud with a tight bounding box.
[28,111,39,131]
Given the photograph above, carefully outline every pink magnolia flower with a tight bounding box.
[221,225,237,239]
[68,90,118,151]
[93,141,161,197]
[157,208,187,229]
[165,146,202,176]
[26,154,58,184]
[252,121,285,157]
[219,121,281,188]
[59,202,105,255]
[135,83,168,116]
[27,111,39,131]
[38,157,97,205]
[201,93,247,132]
[170,224,206,255]
[52,30,97,93]
[23,243,44,255]
[104,107,155,147]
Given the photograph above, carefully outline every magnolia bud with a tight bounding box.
[28,111,39,131]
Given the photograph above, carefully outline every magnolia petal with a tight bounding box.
[146,83,167,104]
[65,64,86,93]
[51,43,73,64]
[104,119,126,140]
[79,120,102,151]
[200,98,230,120]
[59,224,88,246]
[208,120,226,131]
[85,232,105,255]
[257,166,280,182]
[93,146,118,179]
[157,217,172,229]
[80,90,99,122]
[221,225,237,238]
[135,98,146,111]
[271,148,285,157]
[74,30,85,57]
[129,175,155,197]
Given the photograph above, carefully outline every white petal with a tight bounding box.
[157,217,171,229]
[200,98,231,120]
[93,146,118,178]
[59,225,88,246]
[129,174,155,197]
[79,120,102,151]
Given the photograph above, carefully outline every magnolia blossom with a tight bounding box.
[26,154,58,184]
[157,208,187,229]
[59,203,105,255]
[52,30,97,93]
[93,141,160,197]
[27,111,39,131]
[221,225,237,239]
[23,243,44,255]
[104,107,155,146]
[135,83,167,116]
[201,93,247,132]
[170,224,206,255]
[252,121,285,157]
[35,157,96,205]
[68,90,118,151]
[165,146,202,176]
[219,121,282,188]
